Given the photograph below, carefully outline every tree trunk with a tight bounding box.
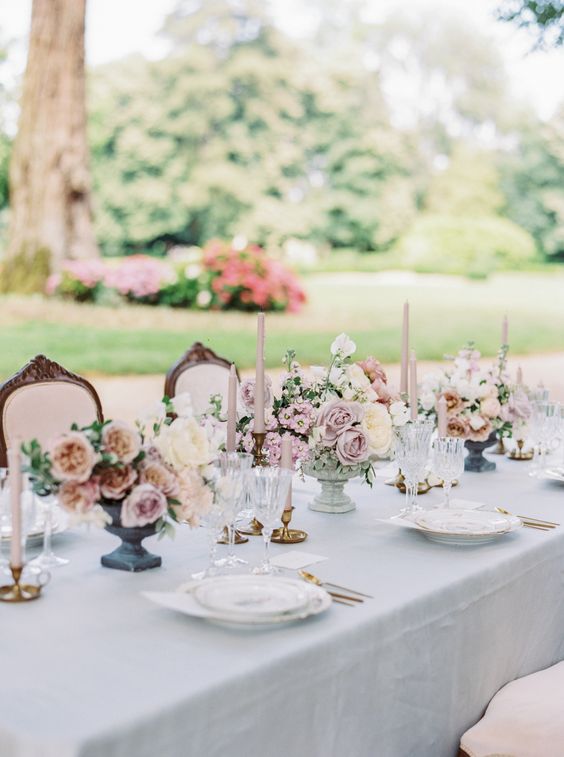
[3,0,98,293]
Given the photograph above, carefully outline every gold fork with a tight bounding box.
[496,507,555,530]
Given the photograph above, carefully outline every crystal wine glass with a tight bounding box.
[214,452,253,568]
[191,501,230,581]
[0,468,9,574]
[431,437,465,508]
[529,402,560,477]
[394,420,433,517]
[29,492,69,570]
[248,467,292,575]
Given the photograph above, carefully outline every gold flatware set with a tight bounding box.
[496,507,559,531]
[299,569,373,607]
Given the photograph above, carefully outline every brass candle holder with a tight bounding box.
[271,506,307,544]
[491,437,507,455]
[507,438,534,461]
[0,564,42,603]
[217,525,248,545]
[238,431,267,536]
[385,469,431,495]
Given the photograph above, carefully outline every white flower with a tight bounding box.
[196,290,212,308]
[171,392,193,418]
[311,426,325,445]
[138,400,167,434]
[469,415,487,431]
[330,333,356,358]
[420,392,436,412]
[154,416,211,470]
[346,364,371,391]
[342,386,355,400]
[364,387,378,403]
[328,364,345,386]
[389,401,410,427]
[184,263,202,279]
[361,403,393,457]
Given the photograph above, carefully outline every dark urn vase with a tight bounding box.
[464,431,498,473]
[101,503,161,572]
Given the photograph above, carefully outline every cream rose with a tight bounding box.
[173,468,213,526]
[102,421,141,464]
[49,432,97,483]
[361,403,393,457]
[141,460,180,497]
[480,396,501,418]
[153,416,210,470]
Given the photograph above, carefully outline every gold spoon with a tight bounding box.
[299,570,365,602]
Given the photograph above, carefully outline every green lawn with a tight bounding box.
[0,271,563,378]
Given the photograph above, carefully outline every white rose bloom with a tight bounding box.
[420,392,436,412]
[389,401,410,427]
[346,364,370,390]
[364,387,379,403]
[361,403,393,457]
[171,392,193,418]
[154,416,211,470]
[469,415,487,431]
[330,333,356,358]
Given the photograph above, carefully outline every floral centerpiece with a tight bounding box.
[419,343,531,472]
[236,333,408,513]
[22,394,216,571]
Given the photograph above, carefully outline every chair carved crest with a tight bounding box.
[164,342,239,399]
[0,355,103,466]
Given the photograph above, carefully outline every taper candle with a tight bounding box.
[8,444,22,568]
[226,364,237,453]
[409,349,418,421]
[400,301,409,396]
[516,366,523,386]
[280,433,293,511]
[254,312,265,433]
[502,315,509,345]
[437,395,447,437]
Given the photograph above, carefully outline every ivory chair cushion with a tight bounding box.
[174,364,234,417]
[3,382,100,452]
[460,661,564,757]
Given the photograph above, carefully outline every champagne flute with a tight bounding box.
[248,468,292,575]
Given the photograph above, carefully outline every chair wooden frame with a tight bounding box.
[0,354,103,467]
[164,342,239,399]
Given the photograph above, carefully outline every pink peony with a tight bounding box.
[467,417,493,442]
[99,465,137,500]
[335,428,369,465]
[446,416,469,439]
[102,421,141,464]
[121,484,167,528]
[316,400,364,447]
[441,390,465,416]
[141,460,180,498]
[49,432,97,483]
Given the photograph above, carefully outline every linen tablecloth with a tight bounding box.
[1,458,564,757]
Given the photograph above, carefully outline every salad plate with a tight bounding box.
[413,509,521,545]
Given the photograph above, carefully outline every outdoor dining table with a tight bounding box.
[1,456,564,757]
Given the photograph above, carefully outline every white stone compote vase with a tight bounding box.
[303,459,362,514]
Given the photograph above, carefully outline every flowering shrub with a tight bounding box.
[203,240,306,312]
[45,242,306,313]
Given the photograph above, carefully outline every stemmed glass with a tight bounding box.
[248,468,292,575]
[29,493,69,569]
[431,437,465,508]
[394,420,433,517]
[0,468,9,573]
[215,452,253,569]
[529,402,561,477]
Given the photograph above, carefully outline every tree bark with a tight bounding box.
[3,0,98,292]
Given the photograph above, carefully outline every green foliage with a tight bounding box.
[496,0,564,47]
[395,214,538,277]
[0,246,51,293]
[500,108,564,258]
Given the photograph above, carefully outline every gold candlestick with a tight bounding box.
[507,438,534,461]
[271,506,307,544]
[217,525,248,545]
[0,564,42,603]
[385,469,431,494]
[491,437,507,455]
[238,431,267,536]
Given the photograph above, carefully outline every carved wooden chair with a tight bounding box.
[164,342,239,417]
[0,355,103,466]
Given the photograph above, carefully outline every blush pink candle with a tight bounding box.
[226,363,237,453]
[437,395,447,437]
[516,366,523,386]
[254,312,265,433]
[409,349,418,421]
[502,315,509,345]
[8,445,23,568]
[280,433,293,510]
[400,301,409,396]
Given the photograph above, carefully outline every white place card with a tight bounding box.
[270,551,328,570]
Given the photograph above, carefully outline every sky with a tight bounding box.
[0,0,562,126]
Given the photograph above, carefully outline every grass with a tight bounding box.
[0,270,563,379]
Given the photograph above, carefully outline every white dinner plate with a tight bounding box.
[193,575,310,618]
[0,513,67,546]
[542,468,564,484]
[143,578,331,628]
[414,509,521,545]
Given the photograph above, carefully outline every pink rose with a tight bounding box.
[239,376,273,411]
[141,460,180,498]
[480,396,501,419]
[467,418,493,442]
[317,400,364,447]
[335,427,369,465]
[49,432,96,483]
[357,357,387,385]
[441,390,464,416]
[446,416,469,439]
[59,478,100,514]
[99,465,137,500]
[121,483,167,527]
[102,421,141,464]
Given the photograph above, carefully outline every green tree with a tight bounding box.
[496,1,564,47]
